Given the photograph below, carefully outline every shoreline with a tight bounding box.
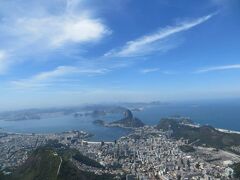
[217,128,240,135]
[182,123,240,135]
[2,122,240,142]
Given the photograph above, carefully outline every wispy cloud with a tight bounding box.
[11,66,109,89]
[140,68,159,74]
[211,0,237,7]
[105,12,217,57]
[140,68,178,75]
[0,50,8,73]
[160,71,178,75]
[196,64,240,73]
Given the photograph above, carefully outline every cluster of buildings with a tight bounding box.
[0,130,89,173]
[0,133,46,170]
[230,145,240,154]
[68,126,240,180]
[1,126,240,179]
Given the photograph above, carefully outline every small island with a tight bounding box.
[93,109,144,128]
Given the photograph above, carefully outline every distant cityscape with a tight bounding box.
[1,108,240,179]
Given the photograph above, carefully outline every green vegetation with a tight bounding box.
[179,145,195,153]
[1,142,115,180]
[0,171,5,179]
[94,109,145,128]
[58,160,113,180]
[231,163,240,178]
[157,118,240,149]
[110,109,145,128]
[6,148,61,180]
[73,152,103,168]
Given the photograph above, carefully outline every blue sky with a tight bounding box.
[0,0,240,110]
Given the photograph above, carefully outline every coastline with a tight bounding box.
[182,123,240,135]
[217,128,240,135]
[2,122,240,142]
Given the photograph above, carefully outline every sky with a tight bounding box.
[0,0,240,110]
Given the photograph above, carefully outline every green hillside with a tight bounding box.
[110,109,145,128]
[7,148,61,180]
[58,160,113,180]
[157,118,240,149]
[1,143,116,180]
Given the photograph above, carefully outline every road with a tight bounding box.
[57,156,62,176]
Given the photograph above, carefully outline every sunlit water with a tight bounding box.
[1,100,240,141]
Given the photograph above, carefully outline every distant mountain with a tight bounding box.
[93,109,144,128]
[0,105,128,121]
[157,118,240,149]
[109,109,144,128]
[74,106,126,118]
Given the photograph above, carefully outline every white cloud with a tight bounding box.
[0,50,8,73]
[160,71,177,75]
[140,68,178,75]
[196,64,240,73]
[0,0,110,72]
[105,13,217,57]
[14,14,109,48]
[11,66,109,88]
[140,68,159,74]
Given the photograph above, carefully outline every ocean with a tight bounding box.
[1,100,240,141]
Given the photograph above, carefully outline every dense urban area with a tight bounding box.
[1,122,240,179]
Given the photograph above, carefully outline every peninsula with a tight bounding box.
[93,109,144,128]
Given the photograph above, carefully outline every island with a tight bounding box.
[93,109,144,128]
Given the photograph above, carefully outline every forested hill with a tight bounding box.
[1,143,116,180]
[157,118,240,149]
